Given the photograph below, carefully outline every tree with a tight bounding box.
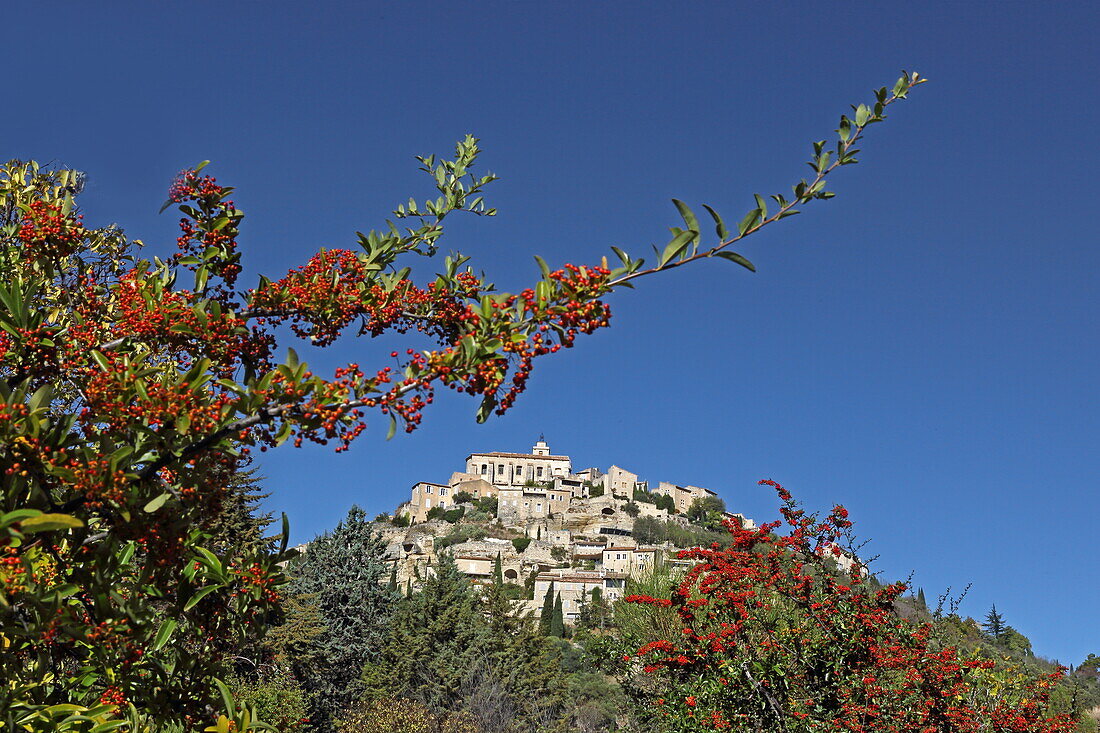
[632,515,664,545]
[550,593,566,638]
[287,506,398,730]
[686,493,726,528]
[540,581,556,633]
[203,465,274,555]
[0,72,924,728]
[622,501,641,518]
[578,586,612,632]
[363,556,487,713]
[983,603,1007,641]
[613,479,1075,732]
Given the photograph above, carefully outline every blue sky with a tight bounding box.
[6,1,1098,665]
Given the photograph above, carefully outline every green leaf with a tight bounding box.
[1,509,45,528]
[610,246,631,265]
[28,385,53,412]
[714,251,756,272]
[152,618,177,650]
[533,255,550,278]
[90,350,111,372]
[143,493,171,513]
[658,231,694,268]
[118,541,137,566]
[671,199,700,234]
[213,677,235,717]
[278,512,291,555]
[855,104,871,126]
[702,205,729,240]
[386,413,397,440]
[20,514,83,533]
[183,585,223,612]
[738,209,762,235]
[754,194,768,219]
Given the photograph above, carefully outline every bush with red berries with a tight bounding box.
[613,479,1078,732]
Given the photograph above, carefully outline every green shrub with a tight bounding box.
[512,537,533,553]
[227,667,309,731]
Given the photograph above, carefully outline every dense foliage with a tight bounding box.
[0,72,924,729]
[604,480,1084,732]
[281,507,397,730]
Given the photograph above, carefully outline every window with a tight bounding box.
[497,464,504,474]
[517,465,524,476]
[425,486,433,494]
[425,499,431,508]
[536,467,543,478]
[480,464,487,474]
[440,487,448,496]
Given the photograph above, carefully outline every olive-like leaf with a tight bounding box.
[714,251,757,272]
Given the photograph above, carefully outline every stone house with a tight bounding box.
[405,481,453,523]
[533,569,628,624]
[603,465,639,498]
[653,481,719,514]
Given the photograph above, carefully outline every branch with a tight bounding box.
[608,75,924,289]
[135,376,434,480]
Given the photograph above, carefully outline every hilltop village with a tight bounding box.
[367,438,754,624]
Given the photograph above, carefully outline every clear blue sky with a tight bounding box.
[6,1,1097,665]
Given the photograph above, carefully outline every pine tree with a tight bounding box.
[386,562,398,593]
[263,592,328,680]
[203,465,274,555]
[367,555,488,712]
[982,603,1007,641]
[288,506,398,731]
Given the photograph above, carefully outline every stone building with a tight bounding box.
[405,481,453,523]
[603,465,640,497]
[496,484,572,523]
[533,569,627,624]
[465,438,572,488]
[652,481,719,514]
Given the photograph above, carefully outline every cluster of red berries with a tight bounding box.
[98,685,127,709]
[0,547,26,594]
[17,199,85,260]
[168,170,244,291]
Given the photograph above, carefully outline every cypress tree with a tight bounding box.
[287,506,398,731]
[540,581,556,633]
[524,568,540,599]
[549,593,565,637]
[493,552,503,586]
